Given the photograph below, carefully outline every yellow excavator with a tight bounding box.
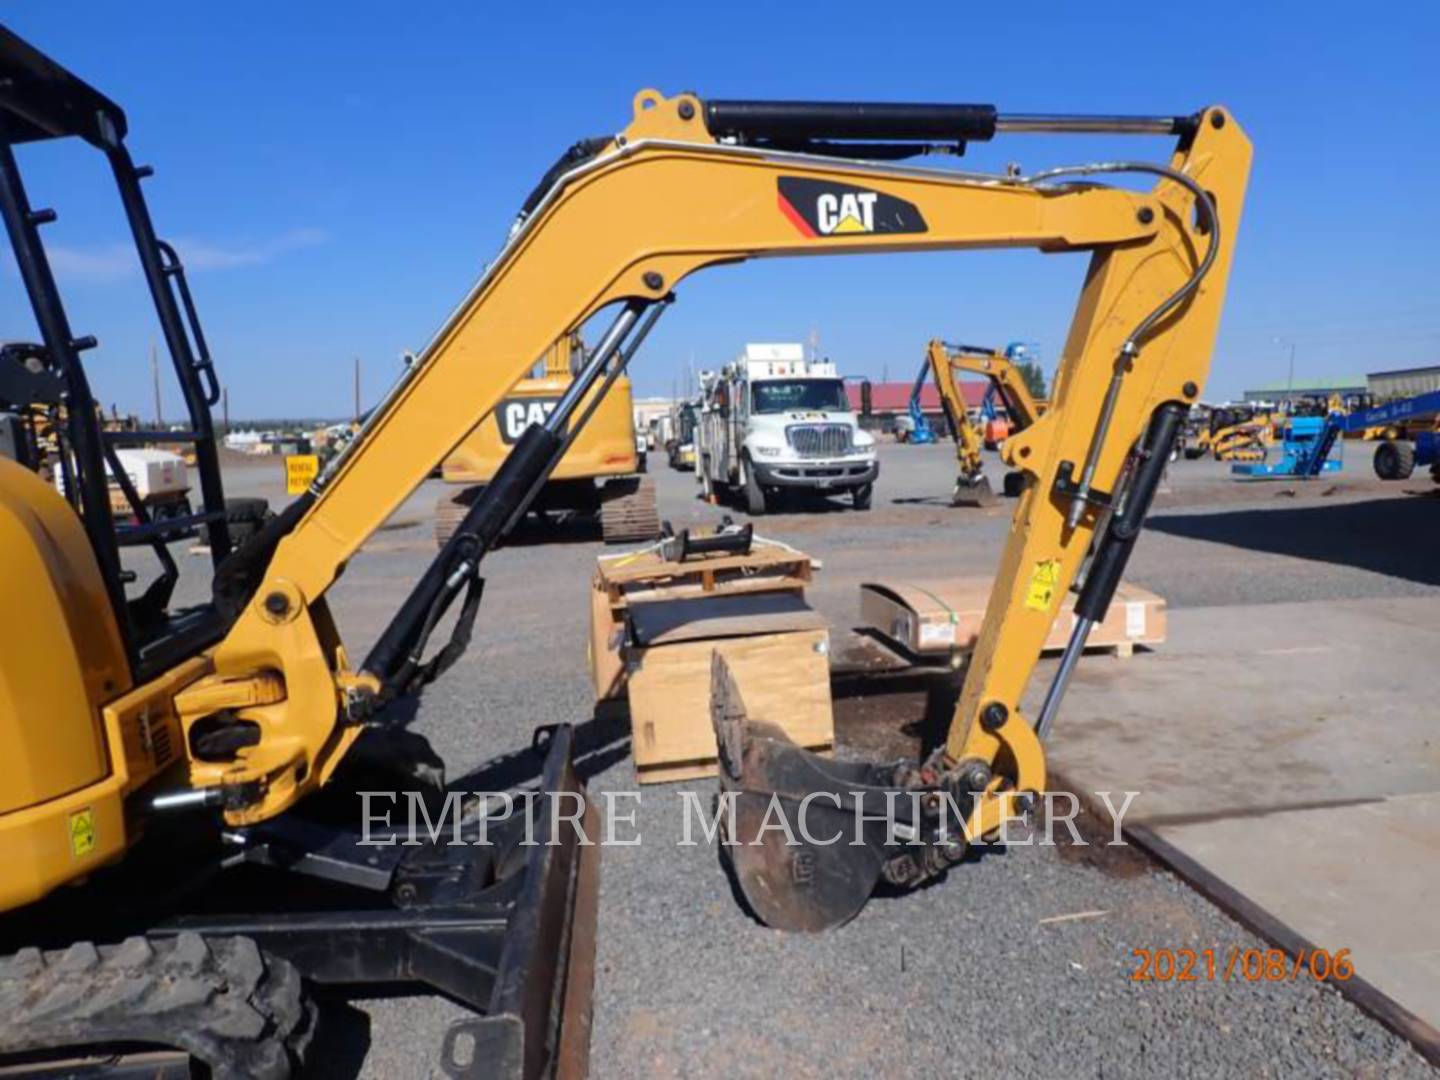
[1183,404,1273,461]
[919,339,1042,505]
[0,24,1249,1076]
[434,331,659,546]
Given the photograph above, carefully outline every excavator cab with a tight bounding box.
[0,28,244,682]
[0,27,597,1077]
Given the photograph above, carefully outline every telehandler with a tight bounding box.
[0,22,1248,1077]
[917,338,1042,505]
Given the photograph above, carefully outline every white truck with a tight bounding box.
[696,343,877,514]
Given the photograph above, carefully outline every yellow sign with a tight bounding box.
[68,808,96,857]
[285,454,320,495]
[1024,558,1062,612]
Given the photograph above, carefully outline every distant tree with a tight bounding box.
[1016,360,1048,400]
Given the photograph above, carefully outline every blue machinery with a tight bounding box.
[1230,414,1343,479]
[1352,388,1440,480]
[1229,387,1440,480]
[904,358,938,443]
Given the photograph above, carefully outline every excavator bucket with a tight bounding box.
[951,474,996,507]
[711,655,933,933]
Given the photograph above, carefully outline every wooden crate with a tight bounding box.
[588,538,818,702]
[860,577,1166,660]
[625,593,833,784]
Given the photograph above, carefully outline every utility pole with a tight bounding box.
[150,341,163,426]
[353,356,361,423]
[1273,336,1297,410]
[221,386,229,434]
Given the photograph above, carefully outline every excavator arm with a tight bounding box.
[174,91,1247,921]
[922,339,1027,505]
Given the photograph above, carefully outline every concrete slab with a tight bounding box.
[1042,597,1440,1059]
[1041,597,1440,818]
[1155,794,1440,1026]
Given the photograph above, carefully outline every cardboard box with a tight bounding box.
[860,577,1166,659]
[625,592,833,783]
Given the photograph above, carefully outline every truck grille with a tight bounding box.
[786,423,853,458]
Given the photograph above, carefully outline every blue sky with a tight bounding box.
[4,4,1438,418]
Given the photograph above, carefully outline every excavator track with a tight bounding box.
[599,475,660,544]
[434,485,479,547]
[0,933,315,1080]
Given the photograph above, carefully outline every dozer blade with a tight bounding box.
[440,725,600,1080]
[951,474,996,507]
[711,655,933,933]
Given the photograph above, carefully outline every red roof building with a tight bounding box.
[847,381,990,414]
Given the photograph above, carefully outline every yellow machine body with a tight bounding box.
[0,459,148,908]
[442,335,639,485]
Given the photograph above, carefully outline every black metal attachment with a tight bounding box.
[705,99,999,145]
[1052,459,1113,512]
[658,518,753,562]
[1074,402,1186,623]
[364,298,669,700]
[160,725,600,1080]
[980,702,1009,732]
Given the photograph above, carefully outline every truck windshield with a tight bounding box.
[751,379,849,414]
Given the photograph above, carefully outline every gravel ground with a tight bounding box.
[153,443,1438,1077]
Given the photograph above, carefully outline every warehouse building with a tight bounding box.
[1367,364,1440,399]
[1241,375,1367,406]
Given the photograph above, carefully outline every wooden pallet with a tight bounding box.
[594,539,815,608]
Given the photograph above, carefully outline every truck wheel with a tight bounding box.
[742,458,767,516]
[851,483,873,511]
[1373,440,1416,480]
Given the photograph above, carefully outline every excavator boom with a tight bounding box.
[192,89,1249,926]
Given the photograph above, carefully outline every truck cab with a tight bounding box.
[697,344,877,514]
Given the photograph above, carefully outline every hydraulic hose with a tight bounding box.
[1021,162,1219,527]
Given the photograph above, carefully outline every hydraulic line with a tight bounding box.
[1022,162,1219,739]
[1020,161,1219,529]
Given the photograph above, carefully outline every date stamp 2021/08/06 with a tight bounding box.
[1131,947,1355,983]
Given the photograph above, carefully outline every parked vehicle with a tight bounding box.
[696,344,877,514]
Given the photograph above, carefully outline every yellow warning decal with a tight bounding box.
[1024,559,1062,612]
[68,808,96,857]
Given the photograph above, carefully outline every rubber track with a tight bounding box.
[600,476,660,543]
[0,933,315,1079]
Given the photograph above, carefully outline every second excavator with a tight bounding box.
[916,338,1043,505]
